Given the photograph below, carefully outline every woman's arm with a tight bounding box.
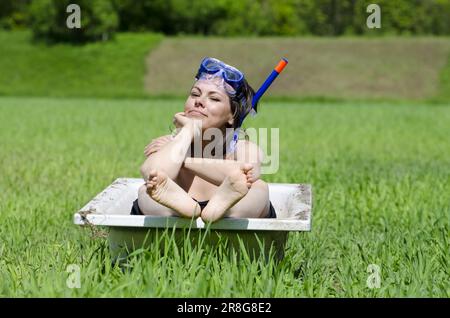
[183,158,243,186]
[144,135,173,157]
[140,113,200,180]
[182,141,264,186]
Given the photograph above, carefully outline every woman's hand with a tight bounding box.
[144,135,173,157]
[173,112,193,129]
[173,112,202,139]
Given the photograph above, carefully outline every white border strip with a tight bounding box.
[74,214,311,231]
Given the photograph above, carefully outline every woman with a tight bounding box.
[133,57,276,222]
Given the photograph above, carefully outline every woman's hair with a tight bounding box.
[228,78,258,130]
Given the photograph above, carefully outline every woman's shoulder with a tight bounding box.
[234,140,263,162]
[236,139,257,149]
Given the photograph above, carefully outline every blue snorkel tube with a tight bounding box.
[231,58,288,149]
[252,57,288,108]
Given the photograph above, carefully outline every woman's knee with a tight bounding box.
[250,179,269,194]
[138,184,148,197]
[137,185,150,212]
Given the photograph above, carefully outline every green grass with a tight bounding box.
[438,53,450,102]
[0,31,163,98]
[0,96,449,297]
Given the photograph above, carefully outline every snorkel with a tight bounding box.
[231,57,289,150]
[253,58,289,108]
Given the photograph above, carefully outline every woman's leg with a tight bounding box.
[137,185,177,217]
[138,170,201,218]
[224,179,270,219]
[200,169,249,222]
[201,169,270,222]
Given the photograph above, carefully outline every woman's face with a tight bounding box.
[184,79,234,131]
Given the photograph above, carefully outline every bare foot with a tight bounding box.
[201,169,249,222]
[240,163,255,188]
[146,170,201,218]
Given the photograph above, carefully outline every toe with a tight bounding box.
[149,169,158,179]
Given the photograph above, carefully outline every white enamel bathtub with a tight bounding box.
[74,178,312,260]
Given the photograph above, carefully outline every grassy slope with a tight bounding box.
[0,96,448,297]
[145,37,450,101]
[0,31,162,98]
[438,53,450,102]
[1,32,449,101]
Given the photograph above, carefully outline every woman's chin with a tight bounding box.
[187,113,206,120]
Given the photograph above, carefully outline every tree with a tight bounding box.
[0,0,30,30]
[29,0,118,43]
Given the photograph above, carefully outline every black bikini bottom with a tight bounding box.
[130,198,277,218]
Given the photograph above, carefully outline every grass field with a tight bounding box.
[0,31,162,98]
[0,96,448,297]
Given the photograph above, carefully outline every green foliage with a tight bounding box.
[368,0,449,36]
[3,0,450,36]
[0,0,30,29]
[112,0,450,36]
[113,0,307,36]
[28,0,118,43]
[113,0,172,33]
[0,97,449,296]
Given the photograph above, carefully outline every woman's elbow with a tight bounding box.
[140,164,150,180]
[140,158,158,179]
[140,154,161,179]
